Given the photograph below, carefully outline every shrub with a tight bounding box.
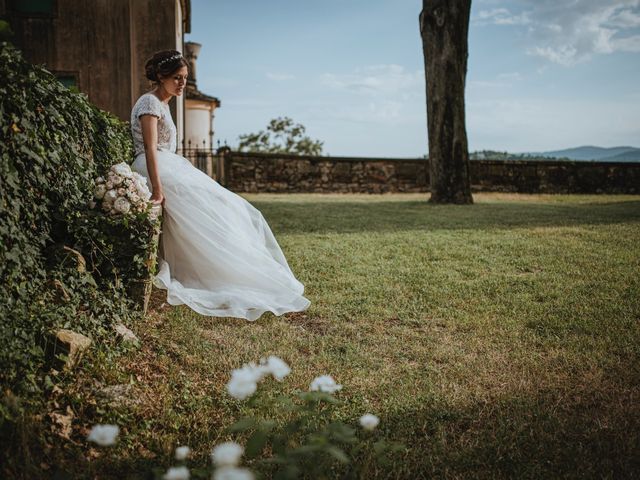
[0,42,157,421]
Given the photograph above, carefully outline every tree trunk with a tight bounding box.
[420,0,473,204]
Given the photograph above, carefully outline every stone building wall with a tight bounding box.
[221,151,640,194]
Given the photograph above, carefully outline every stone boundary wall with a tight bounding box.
[221,151,640,194]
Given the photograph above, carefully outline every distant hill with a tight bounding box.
[470,146,640,162]
[600,149,640,162]
[533,146,640,162]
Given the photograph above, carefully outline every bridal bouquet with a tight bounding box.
[90,162,152,216]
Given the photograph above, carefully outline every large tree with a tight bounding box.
[420,0,473,204]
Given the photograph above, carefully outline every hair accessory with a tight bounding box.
[158,53,182,67]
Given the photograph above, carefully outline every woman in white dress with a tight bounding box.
[130,50,310,321]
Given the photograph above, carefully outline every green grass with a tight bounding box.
[38,193,640,478]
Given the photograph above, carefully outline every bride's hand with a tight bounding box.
[150,190,164,206]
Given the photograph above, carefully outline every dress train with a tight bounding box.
[132,150,310,321]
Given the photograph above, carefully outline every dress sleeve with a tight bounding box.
[135,94,163,119]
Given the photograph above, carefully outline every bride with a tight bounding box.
[130,50,310,321]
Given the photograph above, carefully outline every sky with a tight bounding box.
[186,0,640,157]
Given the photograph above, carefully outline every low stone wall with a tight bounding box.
[221,151,640,194]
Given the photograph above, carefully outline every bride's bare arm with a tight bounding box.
[140,114,164,204]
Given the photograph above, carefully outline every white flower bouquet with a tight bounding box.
[90,162,153,216]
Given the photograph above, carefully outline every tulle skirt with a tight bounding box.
[132,150,310,321]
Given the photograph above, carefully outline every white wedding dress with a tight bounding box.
[130,92,310,320]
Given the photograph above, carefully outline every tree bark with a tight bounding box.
[420,0,473,204]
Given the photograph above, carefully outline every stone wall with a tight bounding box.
[221,152,640,194]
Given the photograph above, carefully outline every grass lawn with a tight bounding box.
[50,193,640,478]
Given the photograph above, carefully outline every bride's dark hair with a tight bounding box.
[145,50,189,83]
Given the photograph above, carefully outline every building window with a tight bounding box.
[10,0,56,16]
[53,72,79,92]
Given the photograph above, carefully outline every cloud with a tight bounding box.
[468,72,523,90]
[466,95,640,151]
[266,72,295,81]
[610,34,640,51]
[474,0,640,66]
[474,8,531,25]
[312,65,426,129]
[321,64,423,97]
[606,8,640,28]
[497,72,524,81]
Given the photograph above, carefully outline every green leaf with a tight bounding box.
[325,445,350,464]
[228,416,257,433]
[245,429,269,458]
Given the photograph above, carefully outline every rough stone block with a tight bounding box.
[48,329,92,370]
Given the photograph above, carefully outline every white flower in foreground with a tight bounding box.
[213,466,254,480]
[226,364,264,400]
[112,162,132,177]
[262,356,291,381]
[175,445,191,461]
[114,196,131,214]
[95,176,105,184]
[211,442,244,467]
[359,413,380,431]
[163,466,190,480]
[87,424,119,446]
[310,375,342,394]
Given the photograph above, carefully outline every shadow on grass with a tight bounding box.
[374,384,640,478]
[250,200,640,235]
[40,384,639,480]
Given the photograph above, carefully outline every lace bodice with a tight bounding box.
[130,92,177,157]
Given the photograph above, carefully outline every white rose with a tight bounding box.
[104,190,117,203]
[127,182,137,192]
[175,445,191,461]
[162,466,190,480]
[87,424,119,446]
[213,467,255,480]
[309,375,342,394]
[105,180,114,190]
[112,162,132,176]
[129,193,141,205]
[136,179,151,196]
[149,205,161,220]
[261,356,291,381]
[114,196,131,214]
[132,171,146,183]
[101,201,112,212]
[359,414,380,431]
[211,442,244,467]
[110,174,123,186]
[226,376,257,401]
[163,466,190,480]
[117,187,126,196]
[94,184,107,200]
